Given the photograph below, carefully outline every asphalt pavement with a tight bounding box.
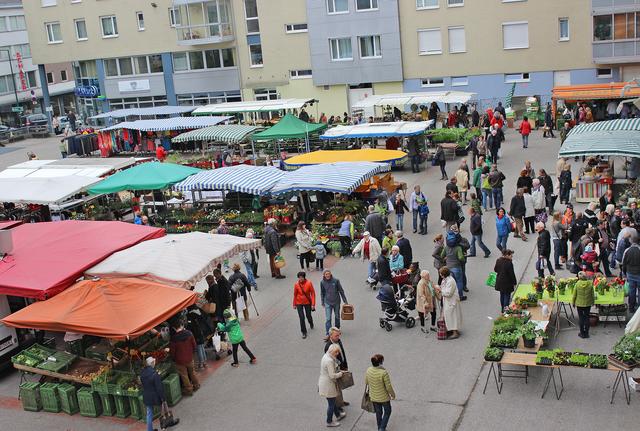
[0,129,638,430]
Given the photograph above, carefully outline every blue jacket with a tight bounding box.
[338,220,353,238]
[140,366,165,407]
[495,216,511,236]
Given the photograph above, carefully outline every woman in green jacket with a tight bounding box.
[365,354,395,431]
[217,309,257,367]
[572,272,595,338]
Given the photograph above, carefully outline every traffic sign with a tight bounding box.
[11,106,23,113]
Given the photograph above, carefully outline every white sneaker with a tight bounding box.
[338,411,347,420]
[327,422,341,428]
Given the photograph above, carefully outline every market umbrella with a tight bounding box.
[87,162,201,194]
[251,114,327,141]
[85,232,261,289]
[1,278,197,340]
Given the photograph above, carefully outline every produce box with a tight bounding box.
[57,383,79,415]
[162,373,182,407]
[84,343,113,362]
[129,394,144,420]
[77,387,102,418]
[99,393,115,416]
[24,344,56,362]
[40,382,60,413]
[155,361,174,379]
[92,369,138,396]
[19,382,41,412]
[113,395,130,419]
[37,351,77,373]
[11,352,42,368]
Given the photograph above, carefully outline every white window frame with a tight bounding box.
[504,72,530,83]
[416,0,439,10]
[596,68,612,78]
[447,0,464,7]
[421,77,445,88]
[285,23,308,34]
[451,76,468,86]
[8,15,26,31]
[244,0,260,35]
[46,71,55,84]
[74,19,87,41]
[418,28,442,55]
[45,22,62,44]
[327,0,349,15]
[559,17,569,41]
[169,8,181,27]
[254,88,278,101]
[355,0,378,12]
[290,69,313,79]
[172,49,236,73]
[248,42,263,68]
[41,0,57,7]
[329,37,353,61]
[502,21,529,50]
[100,15,118,39]
[448,26,466,53]
[358,35,382,59]
[136,12,145,31]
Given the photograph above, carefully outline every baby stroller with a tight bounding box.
[376,283,416,331]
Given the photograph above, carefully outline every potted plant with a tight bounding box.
[545,275,556,298]
[519,321,541,348]
[484,346,504,362]
[532,277,544,299]
[594,277,607,296]
[567,351,590,368]
[557,279,567,296]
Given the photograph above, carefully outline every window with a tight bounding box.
[254,88,278,101]
[327,0,348,14]
[285,23,308,33]
[613,12,636,40]
[448,26,465,53]
[290,69,312,79]
[169,8,181,27]
[189,51,205,70]
[359,35,382,58]
[46,22,62,43]
[136,12,145,31]
[205,50,222,69]
[505,72,530,83]
[597,68,612,78]
[8,16,26,31]
[105,59,119,76]
[46,72,54,84]
[60,70,68,81]
[0,75,15,94]
[78,60,97,78]
[244,0,260,34]
[100,15,118,38]
[451,76,468,86]
[149,55,163,73]
[593,15,612,41]
[13,44,31,58]
[135,56,149,74]
[558,18,569,41]
[418,28,442,55]
[448,0,463,6]
[502,22,529,49]
[356,0,378,11]
[416,0,438,9]
[221,48,235,67]
[172,49,235,72]
[249,43,263,66]
[74,19,87,40]
[26,71,37,88]
[0,18,6,32]
[330,38,353,60]
[41,0,57,6]
[177,91,241,106]
[172,52,188,71]
[421,77,444,87]
[118,57,133,75]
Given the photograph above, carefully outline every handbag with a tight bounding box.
[485,271,497,288]
[274,255,286,269]
[338,371,354,390]
[437,317,448,340]
[361,385,375,413]
[201,302,216,315]
[159,401,179,429]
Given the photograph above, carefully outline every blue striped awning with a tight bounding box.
[270,162,391,195]
[173,165,285,196]
[559,119,640,158]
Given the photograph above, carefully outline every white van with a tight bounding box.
[0,295,33,371]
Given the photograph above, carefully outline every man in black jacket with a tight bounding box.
[264,218,285,279]
[365,205,385,245]
[538,169,555,212]
[509,188,527,241]
[395,231,412,269]
[376,248,392,285]
[141,357,178,430]
[468,207,490,258]
[440,190,459,231]
[536,222,555,277]
[622,236,640,312]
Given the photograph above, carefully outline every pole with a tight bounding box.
[247,289,259,316]
[3,49,20,126]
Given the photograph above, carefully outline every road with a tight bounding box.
[0,129,638,431]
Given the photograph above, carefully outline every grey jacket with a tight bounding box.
[365,212,385,240]
[320,277,347,306]
[263,225,280,255]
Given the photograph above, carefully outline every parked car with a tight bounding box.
[58,115,77,131]
[20,114,48,127]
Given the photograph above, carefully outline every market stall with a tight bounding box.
[90,106,196,121]
[251,113,327,154]
[283,149,407,169]
[192,98,317,117]
[85,232,261,289]
[0,158,141,179]
[0,177,100,206]
[174,164,285,196]
[87,162,200,195]
[559,118,639,203]
[171,125,263,166]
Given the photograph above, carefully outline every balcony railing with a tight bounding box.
[172,0,234,46]
[176,23,234,45]
[593,40,640,63]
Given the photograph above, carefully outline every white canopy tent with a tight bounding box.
[85,232,261,289]
[0,158,142,179]
[192,98,317,115]
[352,91,476,109]
[90,106,196,119]
[320,121,433,139]
[0,176,100,205]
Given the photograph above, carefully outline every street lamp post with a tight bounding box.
[1,49,22,126]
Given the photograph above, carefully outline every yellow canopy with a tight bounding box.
[284,149,407,169]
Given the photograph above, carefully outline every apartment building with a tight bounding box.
[23,0,619,120]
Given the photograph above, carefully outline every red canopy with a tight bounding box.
[1,278,197,339]
[0,220,22,230]
[0,221,165,299]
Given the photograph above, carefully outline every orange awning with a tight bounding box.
[552,82,640,101]
[1,278,197,340]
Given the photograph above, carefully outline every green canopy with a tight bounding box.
[251,114,327,141]
[88,162,201,194]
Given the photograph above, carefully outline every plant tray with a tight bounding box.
[484,354,503,362]
[536,358,553,366]
[40,382,60,413]
[608,354,637,371]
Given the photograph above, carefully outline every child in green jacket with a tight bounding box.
[217,309,257,367]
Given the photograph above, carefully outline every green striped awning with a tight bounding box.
[559,119,640,158]
[505,83,516,108]
[171,125,261,144]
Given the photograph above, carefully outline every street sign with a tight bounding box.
[11,106,23,113]
[45,106,53,112]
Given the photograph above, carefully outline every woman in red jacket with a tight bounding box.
[517,116,532,149]
[293,271,316,339]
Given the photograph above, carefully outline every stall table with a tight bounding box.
[14,357,108,386]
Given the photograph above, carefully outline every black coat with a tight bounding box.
[470,213,483,236]
[516,176,533,193]
[263,225,281,255]
[440,197,459,222]
[376,255,392,283]
[324,339,348,371]
[396,237,413,269]
[537,229,552,258]
[494,257,517,293]
[538,175,553,196]
[509,196,526,218]
[140,366,165,407]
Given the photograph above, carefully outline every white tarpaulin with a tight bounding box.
[320,121,433,139]
[192,98,316,115]
[85,232,261,289]
[0,177,100,205]
[352,91,476,109]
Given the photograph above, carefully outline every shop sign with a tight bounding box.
[118,79,150,93]
[15,52,27,91]
[75,85,100,97]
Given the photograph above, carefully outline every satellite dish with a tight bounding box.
[0,230,13,255]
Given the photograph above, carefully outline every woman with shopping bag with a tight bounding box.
[437,267,462,339]
[319,344,346,427]
[141,356,179,431]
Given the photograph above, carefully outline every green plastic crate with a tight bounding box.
[57,383,79,415]
[129,395,144,420]
[162,373,182,407]
[77,387,102,418]
[40,382,60,413]
[99,393,115,417]
[19,382,41,412]
[114,395,130,419]
[137,395,161,422]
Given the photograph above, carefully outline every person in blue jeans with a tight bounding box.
[495,207,511,252]
[468,207,491,258]
[320,270,348,337]
[489,165,505,210]
[141,356,178,431]
[621,237,640,313]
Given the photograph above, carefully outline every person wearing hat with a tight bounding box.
[228,263,252,321]
[141,356,177,431]
[580,244,599,273]
[353,231,382,281]
[572,272,595,338]
[217,309,257,367]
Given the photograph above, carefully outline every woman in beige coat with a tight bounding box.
[318,344,346,427]
[455,165,469,204]
[437,266,462,339]
[416,270,437,333]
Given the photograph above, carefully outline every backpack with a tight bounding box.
[231,278,245,293]
[446,231,460,247]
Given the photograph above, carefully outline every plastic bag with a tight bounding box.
[486,271,497,288]
[212,334,221,352]
[236,296,246,311]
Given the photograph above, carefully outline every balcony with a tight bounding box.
[172,0,234,46]
[593,40,640,63]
